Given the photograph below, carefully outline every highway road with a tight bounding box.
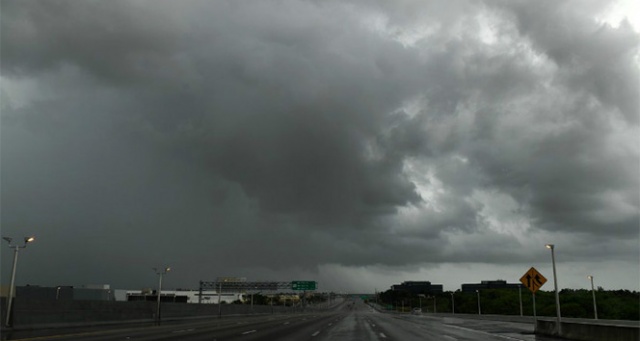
[5,299,567,341]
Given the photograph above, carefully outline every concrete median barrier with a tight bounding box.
[536,319,640,341]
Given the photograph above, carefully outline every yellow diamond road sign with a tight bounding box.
[520,267,547,293]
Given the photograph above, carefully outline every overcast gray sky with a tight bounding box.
[2,0,639,293]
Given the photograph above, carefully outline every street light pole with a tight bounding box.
[588,275,598,320]
[3,236,35,327]
[519,285,523,316]
[218,282,223,317]
[153,267,170,323]
[476,290,481,315]
[546,244,562,335]
[450,293,455,314]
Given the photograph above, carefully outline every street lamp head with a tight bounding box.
[587,275,593,280]
[545,244,554,249]
[25,236,35,243]
[153,267,170,274]
[2,237,12,244]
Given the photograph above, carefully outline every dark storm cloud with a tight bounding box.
[469,0,640,237]
[1,0,638,289]
[501,0,640,123]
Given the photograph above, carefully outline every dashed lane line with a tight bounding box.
[241,330,257,335]
[312,331,320,337]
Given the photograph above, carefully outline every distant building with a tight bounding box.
[461,280,521,292]
[390,281,443,295]
[6,285,254,304]
[126,289,244,304]
[13,284,115,301]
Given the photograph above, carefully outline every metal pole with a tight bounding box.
[476,290,481,315]
[451,293,455,314]
[588,276,598,320]
[547,244,562,335]
[433,296,436,313]
[5,247,20,327]
[519,285,523,316]
[156,272,163,322]
[218,283,222,317]
[199,281,203,304]
[532,292,537,319]
[251,293,254,313]
[152,267,170,322]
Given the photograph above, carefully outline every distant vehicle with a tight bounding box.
[411,308,422,315]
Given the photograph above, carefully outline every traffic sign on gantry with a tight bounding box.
[519,267,547,293]
[291,281,317,290]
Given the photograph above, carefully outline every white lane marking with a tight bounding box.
[312,331,320,336]
[446,324,525,341]
[443,336,457,341]
[172,328,196,333]
[380,332,387,338]
[242,330,257,335]
[283,321,290,325]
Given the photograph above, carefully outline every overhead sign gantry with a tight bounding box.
[197,280,318,303]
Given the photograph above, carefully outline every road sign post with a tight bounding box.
[520,268,546,323]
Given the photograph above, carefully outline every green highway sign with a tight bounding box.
[291,281,317,290]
